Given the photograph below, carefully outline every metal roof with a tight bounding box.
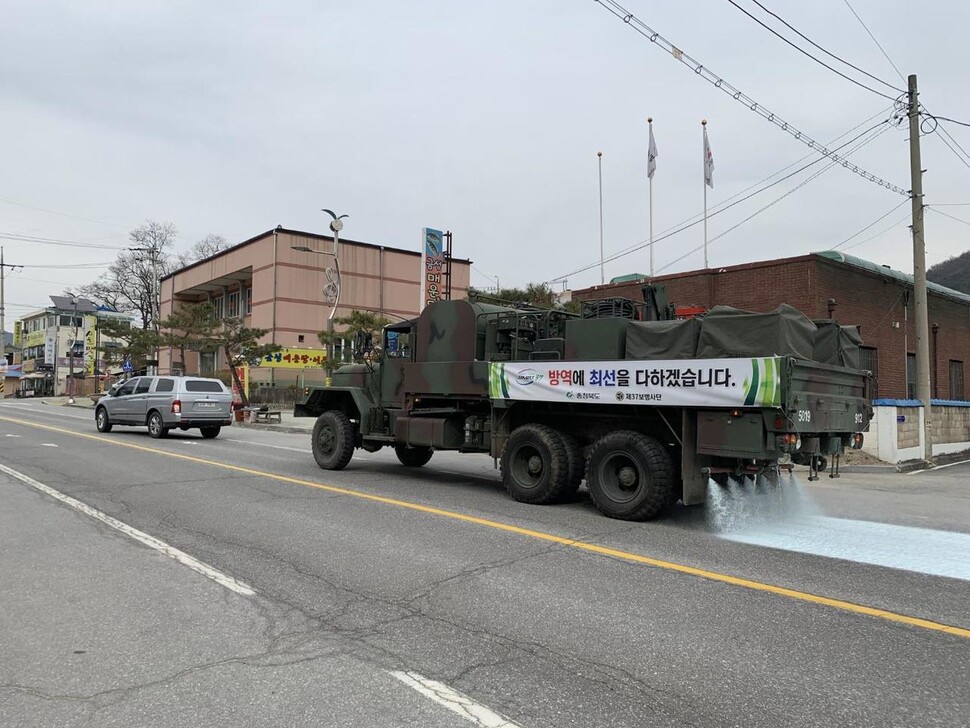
[49,295,99,313]
[815,251,970,305]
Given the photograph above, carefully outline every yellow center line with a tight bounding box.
[3,413,969,640]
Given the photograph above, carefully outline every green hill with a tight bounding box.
[927,250,970,294]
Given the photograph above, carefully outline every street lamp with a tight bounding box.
[67,294,78,403]
[292,209,348,380]
[130,245,160,375]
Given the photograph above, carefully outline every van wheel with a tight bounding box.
[95,407,113,433]
[586,431,673,521]
[200,426,221,439]
[501,424,570,505]
[312,411,355,470]
[147,411,169,439]
[395,445,433,467]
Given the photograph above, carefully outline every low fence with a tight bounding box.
[863,399,970,463]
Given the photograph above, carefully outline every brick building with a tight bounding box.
[572,251,970,401]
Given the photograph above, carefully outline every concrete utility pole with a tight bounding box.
[908,74,933,460]
[0,247,6,368]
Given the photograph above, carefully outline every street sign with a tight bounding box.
[122,358,133,373]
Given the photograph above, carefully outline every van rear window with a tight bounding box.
[184,380,225,392]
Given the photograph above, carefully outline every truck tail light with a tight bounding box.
[171,400,181,414]
[730,409,742,418]
[851,433,864,449]
[774,433,801,453]
[773,416,785,430]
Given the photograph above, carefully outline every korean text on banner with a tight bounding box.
[490,358,782,408]
[255,347,327,368]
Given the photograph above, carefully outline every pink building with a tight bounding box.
[159,227,471,386]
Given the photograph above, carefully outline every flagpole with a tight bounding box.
[702,119,709,269]
[648,118,654,277]
[597,151,604,285]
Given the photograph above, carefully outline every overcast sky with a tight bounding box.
[2,0,969,322]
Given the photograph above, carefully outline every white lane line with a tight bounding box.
[220,437,308,453]
[0,403,92,421]
[5,434,20,437]
[0,462,256,597]
[41,443,58,448]
[389,670,523,728]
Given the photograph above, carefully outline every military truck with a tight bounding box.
[294,293,872,521]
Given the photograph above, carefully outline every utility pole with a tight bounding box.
[0,247,6,369]
[908,74,933,460]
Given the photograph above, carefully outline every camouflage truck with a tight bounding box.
[295,296,872,521]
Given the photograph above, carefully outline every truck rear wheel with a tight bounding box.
[559,432,584,501]
[501,424,571,505]
[395,445,433,467]
[586,431,674,521]
[312,411,355,470]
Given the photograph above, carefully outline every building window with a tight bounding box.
[907,353,916,399]
[212,296,224,319]
[950,360,964,401]
[228,290,240,318]
[860,346,878,398]
[244,287,253,315]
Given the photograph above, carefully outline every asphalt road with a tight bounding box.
[1,399,968,727]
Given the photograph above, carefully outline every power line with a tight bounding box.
[832,198,911,249]
[0,232,128,250]
[0,197,129,229]
[929,207,970,228]
[593,0,908,195]
[20,261,114,270]
[549,118,893,282]
[930,115,970,129]
[840,211,912,252]
[727,0,900,99]
[841,0,906,83]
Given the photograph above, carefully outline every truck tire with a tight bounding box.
[395,445,433,467]
[586,431,674,521]
[501,424,571,505]
[312,411,355,470]
[558,432,584,501]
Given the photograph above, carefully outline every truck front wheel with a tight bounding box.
[395,445,433,467]
[586,431,674,521]
[312,411,355,470]
[501,424,571,505]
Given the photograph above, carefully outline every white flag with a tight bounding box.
[647,123,658,179]
[703,125,714,189]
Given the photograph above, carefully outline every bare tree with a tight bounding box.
[76,221,177,330]
[174,234,230,269]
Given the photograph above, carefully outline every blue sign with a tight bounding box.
[896,415,906,423]
[122,357,133,373]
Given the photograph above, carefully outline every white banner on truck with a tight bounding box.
[489,357,782,408]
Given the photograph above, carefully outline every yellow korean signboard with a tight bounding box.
[24,329,46,348]
[255,347,327,369]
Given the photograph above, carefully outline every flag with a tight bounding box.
[703,125,714,189]
[647,122,658,179]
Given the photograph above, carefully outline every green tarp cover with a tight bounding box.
[813,320,863,369]
[625,318,701,360]
[696,304,817,360]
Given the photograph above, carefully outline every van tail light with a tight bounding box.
[171,400,181,414]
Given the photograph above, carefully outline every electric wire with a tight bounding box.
[727,0,900,99]
[549,118,894,282]
[593,0,907,195]
[0,232,128,250]
[839,211,912,252]
[841,0,906,83]
[832,198,911,249]
[930,116,970,129]
[929,207,970,228]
